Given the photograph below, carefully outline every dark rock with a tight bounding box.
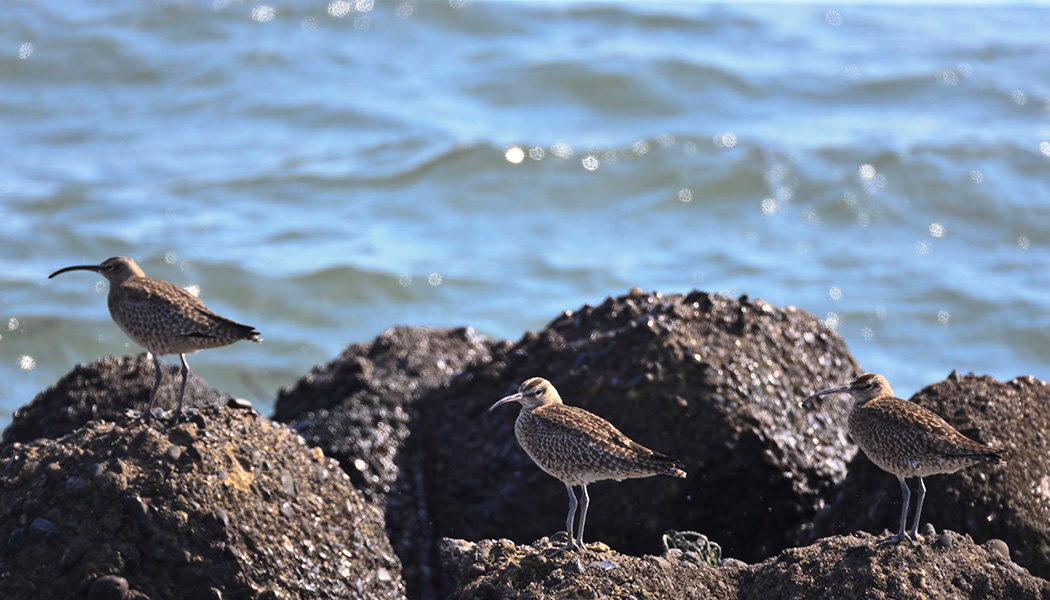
[1,354,232,447]
[0,406,406,600]
[443,532,1050,600]
[273,326,500,599]
[411,290,858,595]
[441,536,734,599]
[273,325,499,507]
[87,575,129,600]
[813,372,1050,578]
[735,531,1049,599]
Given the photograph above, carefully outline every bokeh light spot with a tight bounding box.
[825,10,843,26]
[1018,236,1031,251]
[761,198,777,215]
[19,43,34,60]
[929,223,944,238]
[829,287,842,301]
[970,170,984,184]
[19,355,36,371]
[550,143,573,159]
[678,189,692,203]
[937,310,950,324]
[251,5,275,22]
[859,164,876,179]
[632,140,649,156]
[581,155,599,171]
[504,146,524,164]
[721,133,737,148]
[165,251,178,264]
[861,327,874,341]
[529,147,545,160]
[915,241,933,255]
[302,16,320,30]
[1011,90,1027,105]
[328,1,352,17]
[399,274,413,286]
[824,312,840,330]
[428,273,443,286]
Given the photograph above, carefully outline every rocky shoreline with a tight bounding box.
[2,289,1047,599]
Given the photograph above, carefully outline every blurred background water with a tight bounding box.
[2,1,1049,428]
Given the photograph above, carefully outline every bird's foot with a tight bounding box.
[877,531,916,546]
[127,409,161,424]
[545,532,581,556]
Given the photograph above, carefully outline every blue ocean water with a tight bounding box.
[2,1,1049,428]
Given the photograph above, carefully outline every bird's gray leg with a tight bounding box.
[549,484,578,554]
[166,353,190,425]
[136,353,163,422]
[880,475,910,544]
[907,477,926,539]
[575,484,590,550]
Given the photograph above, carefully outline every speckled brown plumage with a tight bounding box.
[49,256,261,423]
[803,372,1003,543]
[489,377,685,551]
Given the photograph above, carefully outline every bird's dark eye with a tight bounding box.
[865,382,875,390]
[104,264,115,271]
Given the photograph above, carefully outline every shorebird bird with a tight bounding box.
[49,256,261,424]
[489,377,686,552]
[802,373,1004,544]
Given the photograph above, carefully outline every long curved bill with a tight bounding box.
[488,392,522,412]
[49,264,102,279]
[801,384,853,408]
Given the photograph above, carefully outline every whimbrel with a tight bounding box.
[802,373,1004,544]
[489,377,686,552]
[49,256,261,424]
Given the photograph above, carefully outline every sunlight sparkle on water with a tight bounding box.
[823,312,840,330]
[504,147,525,164]
[829,287,842,301]
[395,2,415,19]
[8,318,18,331]
[915,241,932,255]
[550,143,573,159]
[399,274,412,286]
[970,170,984,184]
[165,251,178,264]
[95,281,108,294]
[632,140,649,156]
[761,198,776,215]
[529,147,545,161]
[1040,141,1050,157]
[328,1,353,17]
[19,43,34,60]
[861,327,873,341]
[937,310,950,324]
[581,156,599,171]
[929,223,944,238]
[19,355,36,371]
[1018,236,1031,251]
[251,5,275,22]
[428,273,442,286]
[721,133,737,148]
[825,11,843,26]
[678,189,692,203]
[937,70,960,86]
[302,16,319,30]
[858,164,876,180]
[1011,90,1027,106]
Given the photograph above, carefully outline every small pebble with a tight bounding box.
[212,507,230,529]
[984,539,1010,560]
[935,533,954,549]
[227,397,253,410]
[60,538,90,569]
[7,528,26,550]
[279,502,294,519]
[87,575,129,600]
[165,445,182,462]
[30,517,61,539]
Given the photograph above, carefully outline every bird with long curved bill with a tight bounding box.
[801,373,1004,544]
[49,256,262,424]
[489,377,686,553]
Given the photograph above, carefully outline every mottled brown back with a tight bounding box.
[514,402,686,486]
[849,396,1003,478]
[108,277,261,356]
